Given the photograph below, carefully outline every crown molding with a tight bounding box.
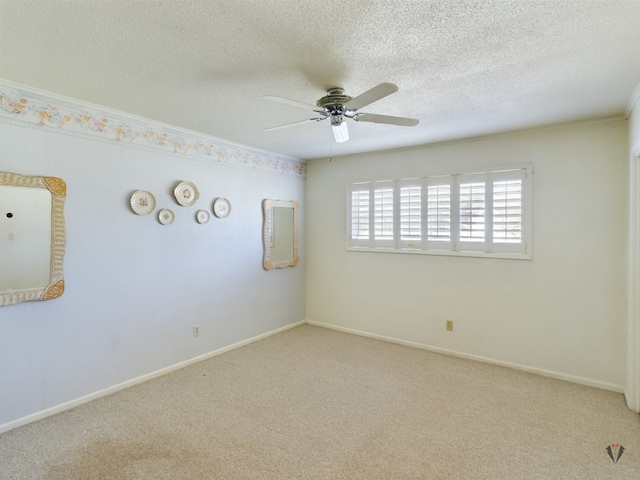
[0,80,306,178]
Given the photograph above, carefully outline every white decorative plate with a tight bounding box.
[173,181,199,207]
[196,209,210,224]
[213,197,231,218]
[158,208,175,225]
[130,190,156,215]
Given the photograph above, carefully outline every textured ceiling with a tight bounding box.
[1,0,639,160]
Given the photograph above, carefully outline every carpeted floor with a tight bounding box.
[1,324,639,479]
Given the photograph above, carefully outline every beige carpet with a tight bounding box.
[1,324,639,479]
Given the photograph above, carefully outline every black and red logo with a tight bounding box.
[606,444,625,463]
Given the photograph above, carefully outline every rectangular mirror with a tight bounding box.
[262,199,299,270]
[0,172,66,306]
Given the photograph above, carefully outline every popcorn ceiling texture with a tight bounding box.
[0,0,638,159]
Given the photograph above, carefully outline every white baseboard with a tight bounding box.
[1,318,627,435]
[305,320,626,394]
[0,321,305,435]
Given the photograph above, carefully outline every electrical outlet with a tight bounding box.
[193,325,200,337]
[446,320,454,331]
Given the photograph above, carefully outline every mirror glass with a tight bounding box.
[0,172,66,306]
[262,199,299,270]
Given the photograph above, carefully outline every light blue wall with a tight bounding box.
[0,120,306,429]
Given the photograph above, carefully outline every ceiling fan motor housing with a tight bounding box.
[317,88,353,116]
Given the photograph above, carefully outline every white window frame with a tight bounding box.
[346,165,532,260]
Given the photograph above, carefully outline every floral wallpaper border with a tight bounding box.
[0,82,306,178]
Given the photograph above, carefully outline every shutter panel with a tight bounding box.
[425,177,453,250]
[351,190,370,239]
[493,179,522,243]
[399,178,422,249]
[490,168,527,254]
[373,181,395,247]
[348,183,371,247]
[457,173,488,252]
[459,182,485,241]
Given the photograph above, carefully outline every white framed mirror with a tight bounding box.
[262,199,299,270]
[0,172,66,306]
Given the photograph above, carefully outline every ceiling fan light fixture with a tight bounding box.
[331,116,349,143]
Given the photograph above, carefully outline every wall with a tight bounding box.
[0,100,306,430]
[627,93,640,411]
[306,119,628,391]
[631,97,640,153]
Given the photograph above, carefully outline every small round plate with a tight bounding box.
[213,197,231,218]
[158,208,175,225]
[173,181,199,207]
[130,190,156,215]
[196,209,210,224]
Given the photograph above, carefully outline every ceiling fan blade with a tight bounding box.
[264,117,325,132]
[344,83,398,111]
[355,113,419,127]
[264,95,322,112]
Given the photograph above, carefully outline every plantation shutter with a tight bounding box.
[491,169,527,254]
[346,165,531,258]
[398,178,422,249]
[373,180,395,248]
[348,183,371,247]
[425,176,453,251]
[456,173,488,252]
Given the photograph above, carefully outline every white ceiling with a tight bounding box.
[1,1,639,161]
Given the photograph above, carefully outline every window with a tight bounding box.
[347,166,532,259]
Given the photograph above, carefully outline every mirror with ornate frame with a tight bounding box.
[262,199,299,270]
[0,172,66,307]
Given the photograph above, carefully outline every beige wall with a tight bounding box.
[626,97,640,411]
[631,98,640,153]
[306,119,628,390]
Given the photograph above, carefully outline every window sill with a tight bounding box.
[346,246,532,260]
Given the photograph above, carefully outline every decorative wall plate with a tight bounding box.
[196,209,210,224]
[173,181,199,207]
[130,190,156,215]
[213,197,231,218]
[158,208,175,225]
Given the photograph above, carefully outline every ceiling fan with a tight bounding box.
[264,83,419,143]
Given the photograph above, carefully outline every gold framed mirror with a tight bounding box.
[0,172,66,306]
[262,199,299,270]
